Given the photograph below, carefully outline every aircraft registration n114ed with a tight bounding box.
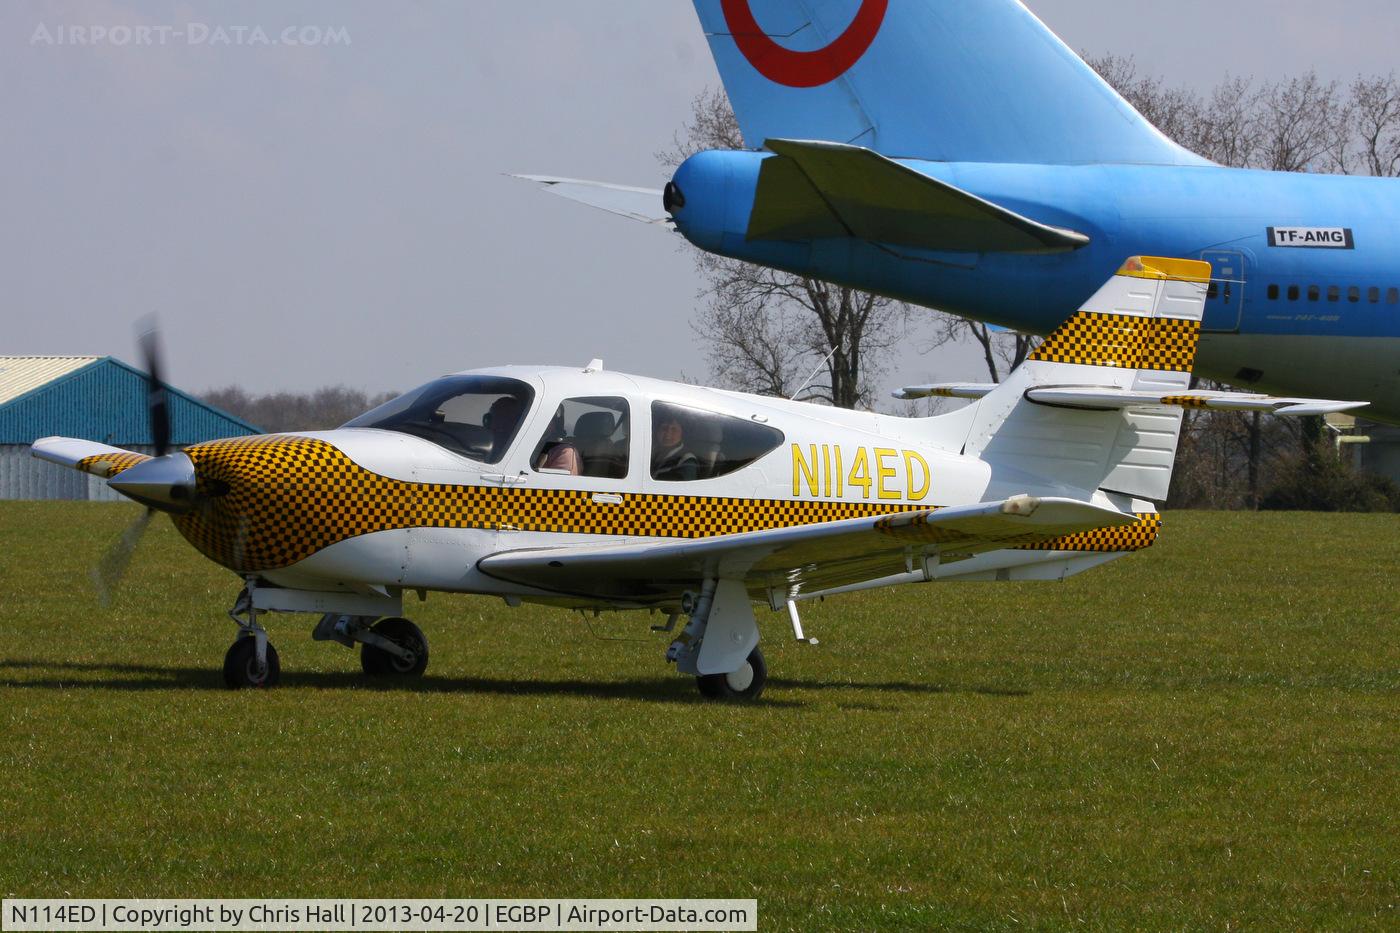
[521,0,1400,421]
[33,259,1361,698]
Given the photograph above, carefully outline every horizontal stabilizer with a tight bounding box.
[511,175,672,228]
[1024,387,1368,416]
[894,383,997,401]
[748,139,1090,254]
[478,495,1134,604]
[31,436,151,478]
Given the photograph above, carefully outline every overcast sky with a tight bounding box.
[4,1,1397,403]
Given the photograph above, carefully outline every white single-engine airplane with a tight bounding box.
[34,259,1362,698]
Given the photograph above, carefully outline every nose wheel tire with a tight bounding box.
[696,647,766,701]
[223,636,281,689]
[361,617,429,677]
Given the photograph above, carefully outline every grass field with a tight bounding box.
[1,502,1397,930]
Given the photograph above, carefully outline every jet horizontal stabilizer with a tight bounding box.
[748,139,1091,254]
[511,175,672,228]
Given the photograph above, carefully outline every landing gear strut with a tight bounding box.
[224,586,280,688]
[221,582,425,688]
[359,617,429,677]
[668,578,766,701]
[312,613,429,678]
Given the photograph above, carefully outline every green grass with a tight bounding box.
[1,503,1397,930]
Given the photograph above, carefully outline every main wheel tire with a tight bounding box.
[360,617,429,677]
[223,636,281,689]
[696,646,766,701]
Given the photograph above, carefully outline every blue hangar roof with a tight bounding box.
[0,356,260,445]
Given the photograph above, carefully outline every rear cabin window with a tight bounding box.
[1287,285,1300,301]
[530,396,630,479]
[650,402,784,482]
[342,375,534,464]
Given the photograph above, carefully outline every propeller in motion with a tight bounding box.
[93,321,193,604]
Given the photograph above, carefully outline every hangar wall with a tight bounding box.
[0,356,259,501]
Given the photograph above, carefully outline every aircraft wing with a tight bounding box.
[31,436,152,478]
[747,139,1091,254]
[511,175,673,228]
[477,495,1134,604]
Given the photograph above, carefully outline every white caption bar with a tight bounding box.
[0,899,757,932]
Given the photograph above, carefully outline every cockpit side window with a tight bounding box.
[342,375,534,464]
[531,396,630,479]
[650,402,785,482]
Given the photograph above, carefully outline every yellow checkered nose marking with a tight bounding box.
[169,434,1162,574]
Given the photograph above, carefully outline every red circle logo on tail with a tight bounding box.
[720,0,887,88]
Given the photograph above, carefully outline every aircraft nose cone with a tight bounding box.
[108,451,198,513]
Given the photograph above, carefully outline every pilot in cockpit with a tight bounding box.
[652,414,699,481]
[486,395,523,461]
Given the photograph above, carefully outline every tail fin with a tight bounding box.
[899,257,1364,501]
[692,0,1207,166]
[965,257,1209,501]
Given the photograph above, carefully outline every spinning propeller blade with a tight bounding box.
[138,320,171,457]
[92,320,176,602]
[92,508,153,606]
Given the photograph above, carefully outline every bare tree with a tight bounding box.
[662,89,911,408]
[1338,74,1400,176]
[1253,73,1344,172]
[923,317,1036,384]
[202,385,399,434]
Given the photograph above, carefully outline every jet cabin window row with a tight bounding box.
[1262,283,1400,305]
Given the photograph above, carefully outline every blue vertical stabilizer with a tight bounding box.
[692,0,1210,166]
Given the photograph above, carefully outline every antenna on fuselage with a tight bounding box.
[789,344,841,402]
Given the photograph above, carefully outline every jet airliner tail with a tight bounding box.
[693,0,1209,166]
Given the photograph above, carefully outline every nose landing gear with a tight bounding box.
[224,586,280,688]
[221,582,426,689]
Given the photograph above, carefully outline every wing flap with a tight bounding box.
[747,139,1091,254]
[478,496,1134,604]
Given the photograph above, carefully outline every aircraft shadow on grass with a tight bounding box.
[0,659,1026,704]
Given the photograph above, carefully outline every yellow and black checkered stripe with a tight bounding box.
[874,509,1161,552]
[1029,311,1200,371]
[75,451,153,478]
[166,435,1162,573]
[1158,395,1211,409]
[1017,512,1161,551]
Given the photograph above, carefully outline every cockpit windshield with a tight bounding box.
[342,375,534,463]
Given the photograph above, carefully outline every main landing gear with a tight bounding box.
[222,583,428,689]
[667,579,768,701]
